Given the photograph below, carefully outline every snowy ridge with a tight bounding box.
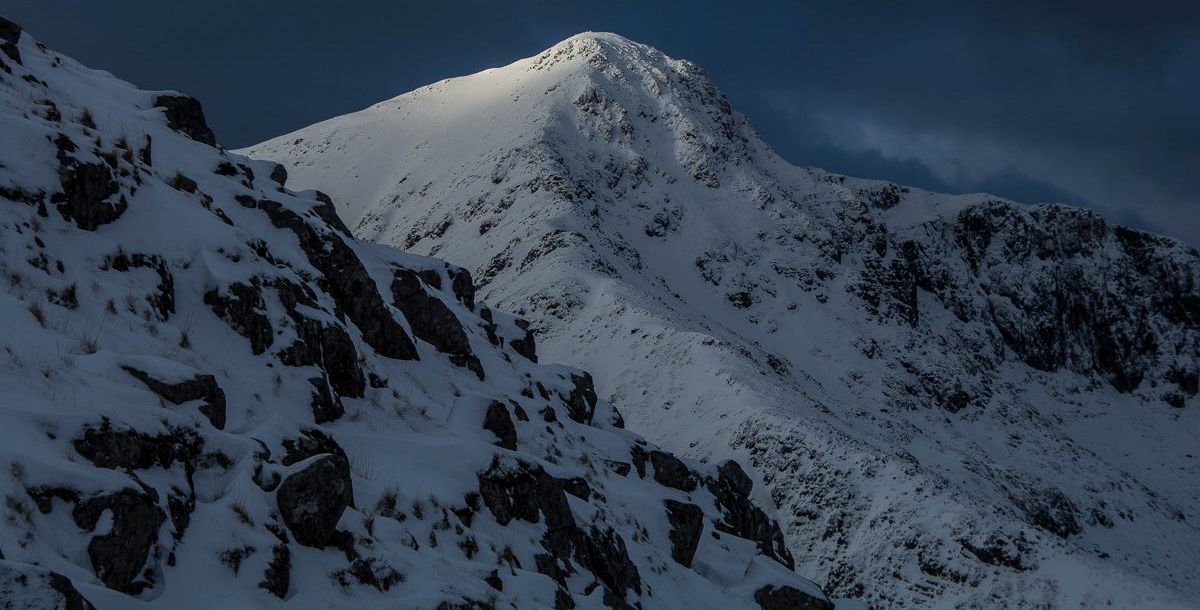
[249,32,1200,608]
[0,20,835,610]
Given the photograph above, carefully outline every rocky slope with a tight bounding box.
[249,32,1200,608]
[0,19,835,610]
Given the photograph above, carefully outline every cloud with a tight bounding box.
[732,2,1200,244]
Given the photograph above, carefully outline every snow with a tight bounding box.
[0,23,833,610]
[248,31,1200,608]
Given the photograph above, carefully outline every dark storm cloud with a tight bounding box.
[6,1,1196,242]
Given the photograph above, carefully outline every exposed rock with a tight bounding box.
[477,460,573,530]
[257,199,418,360]
[0,17,22,66]
[727,291,753,309]
[204,281,273,355]
[562,373,598,424]
[558,476,591,500]
[72,490,164,593]
[138,134,152,165]
[630,445,647,478]
[0,563,97,610]
[73,421,202,472]
[554,587,575,609]
[477,459,641,604]
[281,428,347,466]
[307,375,345,424]
[168,172,197,193]
[269,163,288,186]
[54,161,123,231]
[648,450,696,492]
[483,401,518,450]
[709,460,794,569]
[311,191,352,236]
[663,499,704,567]
[102,251,174,320]
[959,535,1030,572]
[167,489,195,541]
[448,266,476,310]
[25,486,80,514]
[153,95,215,145]
[753,584,834,610]
[391,268,482,377]
[258,544,290,599]
[509,319,538,363]
[0,18,20,44]
[606,460,632,477]
[484,569,503,591]
[278,313,365,399]
[574,525,641,604]
[122,366,227,429]
[1014,486,1082,539]
[717,459,753,496]
[276,453,353,547]
[919,201,1200,402]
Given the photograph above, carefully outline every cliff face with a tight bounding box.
[912,201,1197,403]
[250,32,1200,608]
[0,20,833,610]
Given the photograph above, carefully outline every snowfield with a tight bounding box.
[249,32,1200,609]
[0,19,837,610]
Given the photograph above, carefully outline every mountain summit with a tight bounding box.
[249,33,1200,608]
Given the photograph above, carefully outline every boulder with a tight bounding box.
[562,373,598,424]
[72,490,164,593]
[54,162,123,231]
[153,95,215,145]
[509,319,538,363]
[648,450,696,492]
[483,401,518,450]
[268,163,288,186]
[717,459,753,496]
[276,454,353,547]
[122,366,226,429]
[663,499,704,567]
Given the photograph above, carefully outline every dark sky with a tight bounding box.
[7,1,1198,243]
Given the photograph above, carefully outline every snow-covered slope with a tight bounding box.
[0,20,838,610]
[248,32,1200,609]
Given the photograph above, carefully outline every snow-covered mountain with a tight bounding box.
[0,19,838,610]
[248,32,1200,609]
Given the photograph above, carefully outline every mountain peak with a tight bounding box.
[525,30,703,86]
[248,23,1200,608]
[538,31,660,65]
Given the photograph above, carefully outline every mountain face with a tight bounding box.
[0,20,837,610]
[248,32,1200,609]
